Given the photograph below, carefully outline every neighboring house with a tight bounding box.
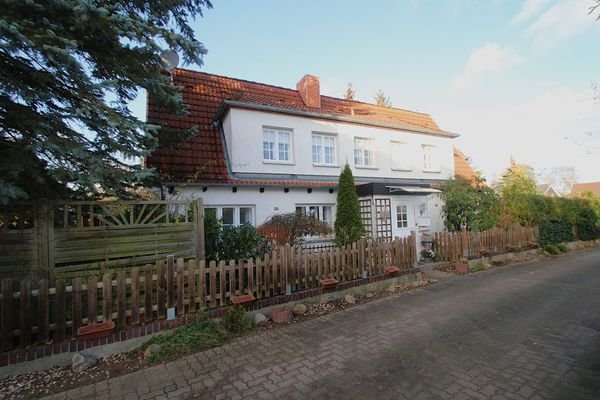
[571,182,600,197]
[536,183,560,197]
[146,70,464,240]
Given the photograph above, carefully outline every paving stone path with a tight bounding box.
[45,248,600,399]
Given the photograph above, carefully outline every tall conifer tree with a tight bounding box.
[0,0,212,204]
[334,164,363,247]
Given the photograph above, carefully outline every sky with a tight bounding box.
[131,0,600,185]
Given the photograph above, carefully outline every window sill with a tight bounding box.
[355,165,379,170]
[263,160,295,166]
[391,168,413,172]
[313,164,340,168]
[422,169,441,174]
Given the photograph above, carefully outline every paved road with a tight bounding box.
[46,249,600,400]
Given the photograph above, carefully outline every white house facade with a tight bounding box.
[147,70,470,242]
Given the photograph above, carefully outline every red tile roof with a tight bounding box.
[453,148,478,183]
[146,69,452,184]
[571,182,600,197]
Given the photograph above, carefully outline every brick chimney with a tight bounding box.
[296,74,321,108]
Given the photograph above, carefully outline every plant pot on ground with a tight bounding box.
[454,260,469,274]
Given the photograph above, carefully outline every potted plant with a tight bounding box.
[420,249,435,261]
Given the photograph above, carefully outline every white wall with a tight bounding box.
[227,108,455,180]
[168,185,336,225]
[427,193,445,233]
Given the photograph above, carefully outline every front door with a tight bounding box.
[392,199,414,238]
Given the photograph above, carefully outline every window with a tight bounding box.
[396,205,408,228]
[422,144,440,172]
[312,134,336,165]
[205,206,254,227]
[390,141,412,171]
[354,138,375,167]
[263,128,292,162]
[296,204,335,227]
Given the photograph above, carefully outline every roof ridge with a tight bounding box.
[174,68,433,117]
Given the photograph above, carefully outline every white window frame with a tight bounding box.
[263,127,293,164]
[422,144,440,173]
[312,133,338,166]
[204,205,255,227]
[354,138,376,168]
[390,141,412,171]
[295,204,335,227]
[396,205,408,228]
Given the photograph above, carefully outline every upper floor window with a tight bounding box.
[422,144,440,172]
[263,127,292,162]
[354,138,375,168]
[390,141,412,171]
[312,134,336,166]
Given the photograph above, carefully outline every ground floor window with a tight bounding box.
[295,204,335,227]
[205,205,254,227]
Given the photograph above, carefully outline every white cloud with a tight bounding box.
[452,43,523,92]
[512,0,550,24]
[527,0,596,49]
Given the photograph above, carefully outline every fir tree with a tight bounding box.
[334,164,364,247]
[0,0,212,204]
[374,89,392,107]
[343,83,356,100]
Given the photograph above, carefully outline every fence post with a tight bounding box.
[461,227,469,258]
[34,201,54,281]
[194,198,205,261]
[1,279,13,351]
[410,231,417,267]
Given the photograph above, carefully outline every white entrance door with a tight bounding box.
[392,199,414,238]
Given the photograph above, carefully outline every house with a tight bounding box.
[536,183,560,197]
[571,182,600,197]
[146,70,467,240]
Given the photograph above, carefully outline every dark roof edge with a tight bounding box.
[215,100,460,139]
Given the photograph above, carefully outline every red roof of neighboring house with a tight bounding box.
[146,69,454,184]
[571,182,600,197]
[453,148,478,183]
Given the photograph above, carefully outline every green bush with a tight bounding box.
[221,306,252,334]
[556,243,569,253]
[539,219,574,246]
[469,261,488,272]
[442,178,500,232]
[576,206,600,241]
[204,212,270,262]
[544,244,560,255]
[220,224,271,261]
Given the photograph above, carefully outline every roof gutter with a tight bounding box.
[215,100,460,138]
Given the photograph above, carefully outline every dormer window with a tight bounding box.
[263,127,292,163]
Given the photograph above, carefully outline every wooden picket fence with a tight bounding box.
[434,225,539,262]
[0,236,416,351]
